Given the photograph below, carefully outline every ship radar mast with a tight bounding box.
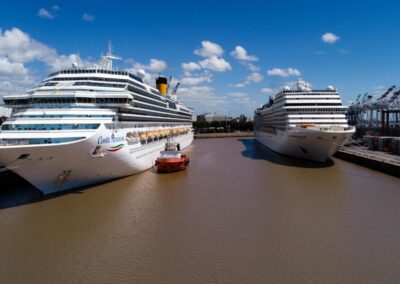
[100,42,121,70]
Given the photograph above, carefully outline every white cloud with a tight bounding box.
[260,87,276,94]
[285,80,312,90]
[83,13,95,22]
[322,32,339,44]
[0,57,27,75]
[177,85,257,116]
[227,92,258,113]
[339,48,349,54]
[246,63,260,72]
[194,41,224,58]
[181,61,201,72]
[38,8,54,19]
[231,72,263,88]
[52,5,60,11]
[199,56,231,72]
[0,76,35,95]
[134,58,167,72]
[228,92,247,98]
[0,27,56,64]
[230,46,258,62]
[0,28,91,72]
[0,59,36,96]
[178,86,215,97]
[231,82,247,88]
[181,74,212,85]
[48,54,85,71]
[267,67,301,77]
[0,27,98,95]
[177,86,227,110]
[246,72,263,83]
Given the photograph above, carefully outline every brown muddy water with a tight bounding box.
[1,138,400,283]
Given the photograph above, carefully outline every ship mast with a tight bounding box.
[100,42,121,70]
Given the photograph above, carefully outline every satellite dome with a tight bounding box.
[326,85,335,91]
[283,86,291,91]
[137,69,146,78]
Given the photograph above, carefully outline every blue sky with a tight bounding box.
[0,0,399,116]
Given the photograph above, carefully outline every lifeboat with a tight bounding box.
[297,123,317,128]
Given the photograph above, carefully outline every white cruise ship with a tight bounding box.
[254,80,355,162]
[0,49,193,194]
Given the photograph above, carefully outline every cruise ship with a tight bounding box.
[0,48,193,194]
[254,80,355,162]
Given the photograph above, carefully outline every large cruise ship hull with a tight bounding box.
[254,127,355,162]
[0,126,193,194]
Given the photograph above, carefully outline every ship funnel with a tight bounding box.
[156,76,168,96]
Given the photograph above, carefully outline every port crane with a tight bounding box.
[347,85,400,136]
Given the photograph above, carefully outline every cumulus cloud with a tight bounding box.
[230,46,258,62]
[267,67,301,77]
[228,92,248,98]
[0,75,35,95]
[246,63,260,72]
[194,41,224,58]
[177,86,227,111]
[179,40,231,89]
[49,54,85,71]
[0,28,56,64]
[0,28,92,72]
[226,92,259,113]
[134,58,167,72]
[181,74,212,85]
[246,72,263,83]
[178,86,215,98]
[322,32,340,44]
[83,13,95,22]
[231,72,263,88]
[38,8,54,19]
[177,85,257,116]
[181,62,201,72]
[198,56,231,72]
[260,87,276,94]
[126,62,167,86]
[0,27,96,95]
[0,57,27,75]
[231,82,247,88]
[0,57,36,95]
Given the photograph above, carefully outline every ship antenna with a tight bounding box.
[100,41,121,70]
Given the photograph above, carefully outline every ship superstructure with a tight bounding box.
[0,48,194,194]
[254,80,355,162]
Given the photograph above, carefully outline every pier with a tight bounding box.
[335,145,400,178]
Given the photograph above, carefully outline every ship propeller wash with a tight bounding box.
[0,46,193,194]
[254,80,355,162]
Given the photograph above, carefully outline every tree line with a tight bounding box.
[193,120,253,133]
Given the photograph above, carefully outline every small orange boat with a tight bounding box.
[155,151,190,173]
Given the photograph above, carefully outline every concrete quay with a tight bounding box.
[334,145,400,178]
